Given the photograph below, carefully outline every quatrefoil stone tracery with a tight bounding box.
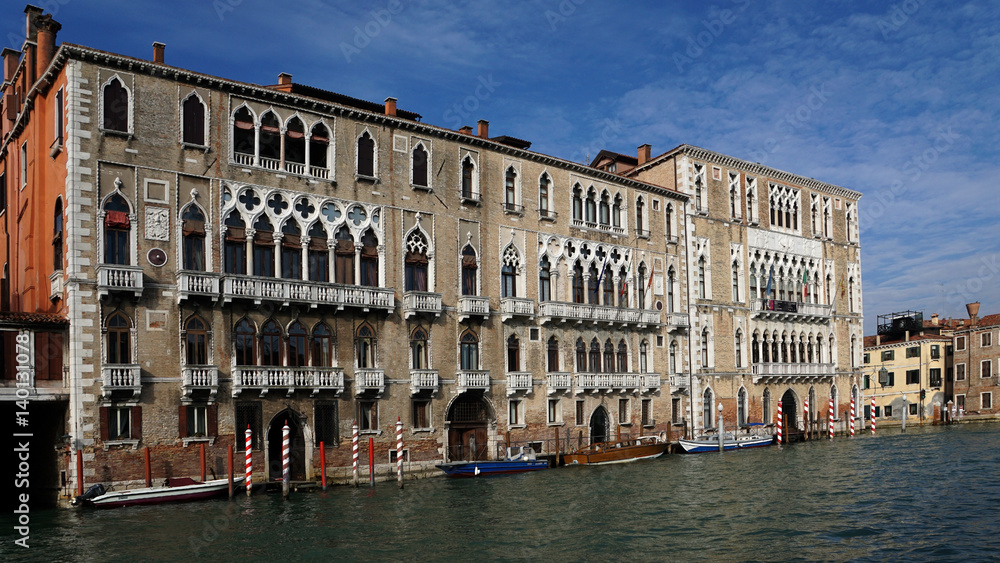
[406,231,428,254]
[502,245,522,269]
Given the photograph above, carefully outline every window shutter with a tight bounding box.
[178,405,188,438]
[132,407,142,440]
[208,405,219,437]
[99,407,109,441]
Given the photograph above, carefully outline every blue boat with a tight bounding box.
[436,446,549,477]
[677,433,774,453]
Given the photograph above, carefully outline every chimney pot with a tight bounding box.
[477,119,489,139]
[931,313,939,326]
[152,42,165,64]
[966,302,980,323]
[2,48,20,84]
[278,72,292,86]
[459,126,473,135]
[638,144,651,165]
[384,96,396,117]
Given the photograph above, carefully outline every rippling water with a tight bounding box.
[5,424,1000,561]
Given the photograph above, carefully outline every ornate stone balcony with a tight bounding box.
[101,364,141,400]
[666,312,690,332]
[403,291,443,319]
[176,271,222,304]
[457,296,490,322]
[574,373,642,394]
[751,298,833,323]
[49,271,64,301]
[354,368,386,397]
[500,297,535,321]
[505,372,533,396]
[97,265,143,299]
[232,366,345,397]
[457,370,491,393]
[539,301,660,328]
[668,374,689,392]
[547,372,573,395]
[751,362,836,384]
[640,374,661,394]
[181,366,219,403]
[409,369,439,395]
[221,275,394,312]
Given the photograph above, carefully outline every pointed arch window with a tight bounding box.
[462,245,478,296]
[106,312,131,364]
[460,330,479,370]
[617,340,628,373]
[637,263,648,309]
[258,112,281,164]
[639,340,649,373]
[599,191,610,225]
[667,267,676,312]
[280,221,302,280]
[603,269,614,306]
[307,222,329,282]
[603,339,615,373]
[572,185,583,221]
[701,329,710,367]
[738,388,747,427]
[102,77,129,133]
[697,256,706,299]
[309,123,330,172]
[732,261,740,302]
[410,326,428,370]
[507,334,521,372]
[311,323,333,367]
[103,194,131,265]
[612,194,622,228]
[589,338,601,373]
[356,323,377,369]
[185,316,209,365]
[538,256,551,302]
[232,107,255,160]
[53,198,64,271]
[404,230,429,292]
[182,93,206,145]
[575,338,586,371]
[504,167,517,211]
[538,173,551,217]
[357,131,375,177]
[252,215,275,277]
[260,320,282,367]
[703,387,714,427]
[585,187,597,223]
[360,229,379,286]
[182,205,206,271]
[669,340,677,373]
[501,245,520,298]
[547,336,560,372]
[763,388,771,423]
[636,197,645,234]
[287,321,307,367]
[285,116,306,168]
[588,264,600,304]
[572,262,585,304]
[461,157,476,199]
[235,319,256,366]
[334,226,355,284]
[412,144,429,188]
[735,330,743,368]
[617,266,628,307]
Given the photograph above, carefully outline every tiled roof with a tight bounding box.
[863,333,951,349]
[0,311,69,328]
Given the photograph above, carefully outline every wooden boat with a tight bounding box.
[73,477,243,508]
[563,435,668,465]
[436,446,549,477]
[677,433,774,453]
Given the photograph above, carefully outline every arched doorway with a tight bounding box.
[590,406,610,444]
[447,393,492,461]
[780,389,798,437]
[267,410,306,481]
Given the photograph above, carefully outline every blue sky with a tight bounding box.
[15,0,998,333]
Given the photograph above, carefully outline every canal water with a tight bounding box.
[5,423,1000,561]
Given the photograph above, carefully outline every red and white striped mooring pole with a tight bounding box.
[352,423,359,488]
[828,397,835,439]
[282,420,290,499]
[850,395,856,437]
[803,398,809,439]
[776,400,784,445]
[396,418,404,489]
[871,397,876,435]
[245,425,252,497]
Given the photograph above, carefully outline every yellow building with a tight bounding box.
[863,321,950,425]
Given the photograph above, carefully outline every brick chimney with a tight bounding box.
[278,72,292,86]
[967,302,980,325]
[459,125,473,135]
[477,119,489,139]
[2,48,19,85]
[931,313,939,326]
[384,97,396,117]
[638,144,651,165]
[152,42,165,64]
[34,14,60,78]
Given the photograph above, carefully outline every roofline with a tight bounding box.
[4,43,686,200]
[628,143,862,200]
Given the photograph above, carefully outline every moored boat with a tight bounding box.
[436,446,549,477]
[73,477,243,508]
[677,433,774,453]
[563,435,668,465]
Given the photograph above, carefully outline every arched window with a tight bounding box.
[617,340,628,373]
[599,191,610,225]
[224,211,246,275]
[412,144,428,187]
[735,329,743,368]
[732,261,740,302]
[356,323,377,369]
[460,330,479,370]
[749,265,758,301]
[102,76,129,132]
[53,198,64,271]
[669,340,677,373]
[285,116,306,168]
[538,256,551,301]
[182,93,206,145]
[738,387,747,427]
[287,321,307,367]
[260,320,282,367]
[703,387,714,428]
[547,336,560,372]
[612,194,622,228]
[252,215,275,277]
[701,329,710,367]
[698,256,706,299]
[307,222,329,282]
[360,229,379,286]
[572,262,585,304]
[234,319,256,366]
[617,266,628,307]
[636,197,645,234]
[501,245,520,298]
[334,226,355,284]
[588,264,600,304]
[763,388,771,423]
[404,230,429,292]
[752,332,760,364]
[181,205,206,271]
[572,185,583,221]
[507,334,521,372]
[462,245,478,296]
[665,203,672,237]
[106,312,130,364]
[258,112,280,165]
[185,316,208,365]
[311,323,333,367]
[639,340,649,373]
[504,167,517,210]
[410,326,428,370]
[309,123,330,172]
[232,107,255,159]
[539,173,551,217]
[357,131,375,177]
[603,339,615,373]
[585,187,597,223]
[667,267,675,313]
[103,194,131,265]
[637,263,648,309]
[461,157,476,199]
[848,278,855,312]
[603,269,614,306]
[575,338,586,371]
[280,221,302,280]
[589,338,601,373]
